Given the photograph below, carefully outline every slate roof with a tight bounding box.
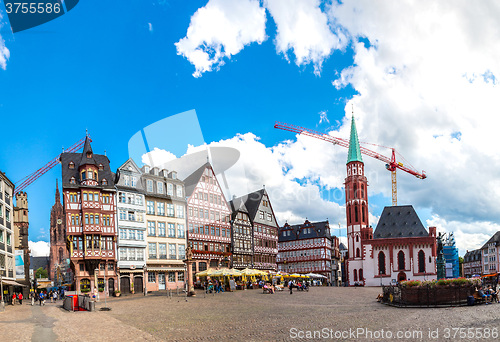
[30,256,50,271]
[60,138,116,190]
[183,162,210,198]
[231,189,266,222]
[339,242,347,251]
[228,196,249,219]
[373,205,428,239]
[347,115,363,164]
[481,231,500,249]
[464,249,482,262]
[278,220,331,242]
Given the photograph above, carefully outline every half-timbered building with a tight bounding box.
[228,197,253,269]
[235,188,278,271]
[277,220,333,281]
[60,137,118,294]
[185,163,232,273]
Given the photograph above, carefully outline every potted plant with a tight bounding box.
[114,290,121,297]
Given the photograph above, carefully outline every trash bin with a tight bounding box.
[88,300,95,312]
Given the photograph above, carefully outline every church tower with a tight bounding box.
[49,180,69,283]
[345,116,371,286]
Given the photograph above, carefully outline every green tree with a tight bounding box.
[35,267,48,279]
[458,256,464,277]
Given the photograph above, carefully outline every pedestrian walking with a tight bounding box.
[39,292,44,306]
[12,292,16,305]
[18,292,23,305]
[289,280,293,295]
[31,292,35,306]
[53,291,57,303]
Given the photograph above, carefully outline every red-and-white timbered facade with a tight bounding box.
[185,163,232,272]
[60,137,118,294]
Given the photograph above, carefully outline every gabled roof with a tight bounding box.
[183,162,210,198]
[278,220,331,242]
[481,231,500,249]
[117,158,142,174]
[339,242,347,251]
[30,256,50,271]
[231,189,265,221]
[229,196,249,219]
[347,116,363,164]
[373,205,428,239]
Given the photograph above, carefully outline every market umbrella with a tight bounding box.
[196,268,217,277]
[306,273,327,278]
[240,268,260,276]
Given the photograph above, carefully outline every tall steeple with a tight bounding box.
[347,115,363,164]
[55,179,60,204]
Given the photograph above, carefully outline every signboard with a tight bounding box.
[229,279,236,291]
[15,250,25,279]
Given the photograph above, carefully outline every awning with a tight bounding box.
[118,269,145,274]
[147,267,185,272]
[1,279,28,287]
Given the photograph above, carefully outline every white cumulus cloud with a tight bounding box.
[175,0,267,77]
[265,0,347,75]
[29,241,50,257]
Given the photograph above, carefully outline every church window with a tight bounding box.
[59,247,64,264]
[378,252,386,275]
[362,204,366,222]
[354,183,358,198]
[347,205,351,225]
[353,269,358,282]
[356,235,359,243]
[359,268,363,281]
[398,251,405,270]
[418,250,426,273]
[354,204,359,222]
[356,248,360,258]
[69,162,75,169]
[361,184,365,198]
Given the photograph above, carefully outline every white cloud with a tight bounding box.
[148,23,153,32]
[318,110,329,124]
[141,147,177,168]
[175,0,267,77]
[29,241,50,257]
[324,1,500,252]
[0,14,10,70]
[265,0,346,75]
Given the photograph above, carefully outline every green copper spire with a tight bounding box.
[347,115,363,164]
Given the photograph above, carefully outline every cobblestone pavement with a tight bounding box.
[2,287,500,341]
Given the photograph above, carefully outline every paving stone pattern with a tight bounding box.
[1,287,500,341]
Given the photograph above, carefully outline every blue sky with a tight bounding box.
[2,1,500,256]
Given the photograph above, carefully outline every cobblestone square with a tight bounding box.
[1,287,500,341]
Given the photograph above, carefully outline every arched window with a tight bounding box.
[356,248,360,258]
[353,269,358,282]
[378,251,386,275]
[418,250,426,273]
[356,235,359,243]
[354,204,359,222]
[362,204,366,222]
[359,268,363,281]
[354,183,358,198]
[58,247,63,264]
[398,251,405,270]
[347,205,352,225]
[361,184,364,198]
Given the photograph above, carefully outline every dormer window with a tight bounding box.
[144,165,150,173]
[69,162,75,169]
[99,164,104,171]
[102,179,108,185]
[154,168,159,176]
[87,152,92,158]
[70,177,76,184]
[171,172,177,180]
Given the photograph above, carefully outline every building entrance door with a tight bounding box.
[397,271,407,282]
[158,273,166,290]
[134,276,143,293]
[120,277,130,293]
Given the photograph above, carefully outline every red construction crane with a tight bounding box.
[274,121,426,206]
[14,136,91,195]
